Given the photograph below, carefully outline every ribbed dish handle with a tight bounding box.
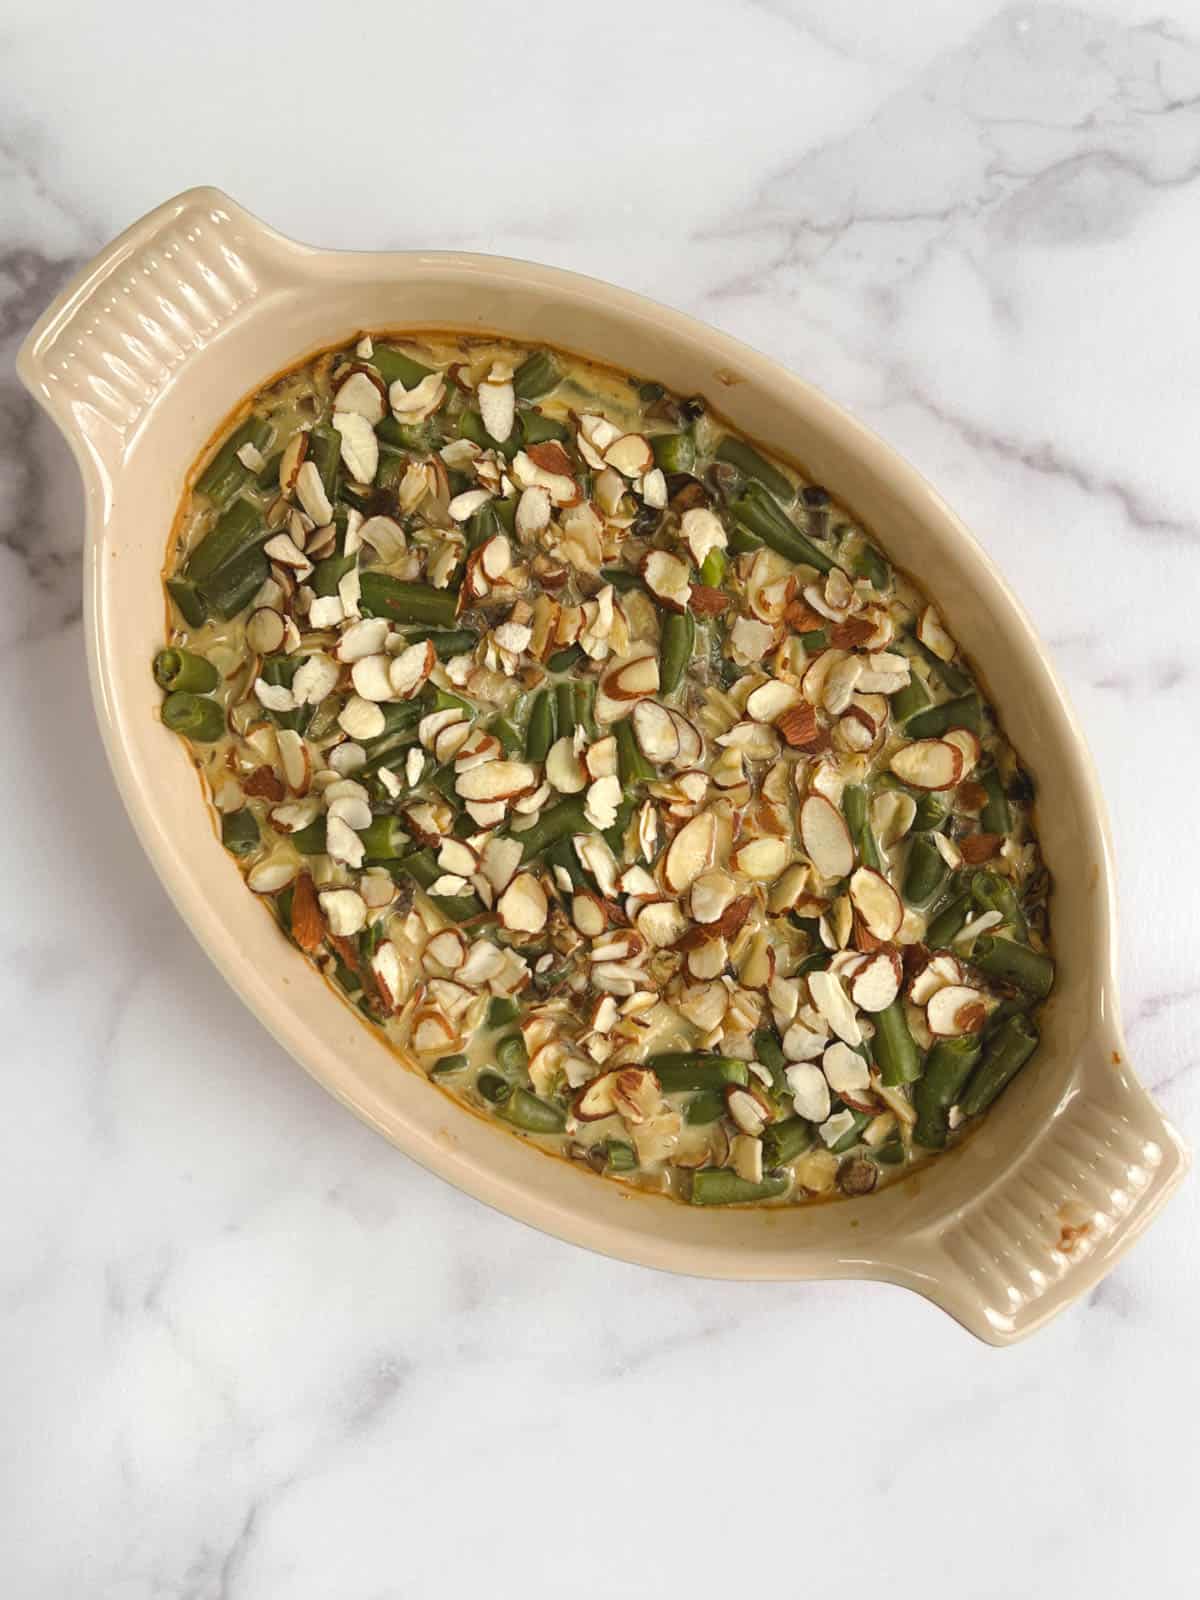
[916,1046,1188,1344]
[16,187,295,490]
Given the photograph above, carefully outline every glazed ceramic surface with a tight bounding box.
[18,188,1187,1345]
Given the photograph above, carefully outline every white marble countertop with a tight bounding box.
[3,1,1198,1594]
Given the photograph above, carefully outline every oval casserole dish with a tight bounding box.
[18,188,1188,1344]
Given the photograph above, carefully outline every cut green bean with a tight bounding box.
[852,543,891,592]
[403,627,479,660]
[690,1169,789,1205]
[400,849,485,921]
[980,766,1011,835]
[903,833,951,908]
[496,1033,529,1073]
[518,794,592,861]
[369,346,435,389]
[648,1054,751,1093]
[308,424,342,496]
[616,717,655,784]
[715,437,794,501]
[512,350,561,401]
[499,1088,566,1134]
[359,573,458,628]
[202,544,270,621]
[699,547,726,588]
[525,690,557,763]
[843,785,882,872]
[890,676,932,725]
[684,1090,727,1126]
[358,815,410,862]
[907,693,982,739]
[555,680,576,737]
[477,1071,511,1105]
[311,551,356,598]
[926,888,971,948]
[185,496,265,585]
[913,789,952,831]
[660,610,695,695]
[829,1108,875,1154]
[488,996,521,1027]
[377,417,438,453]
[913,1035,983,1149]
[220,808,260,857]
[161,691,225,742]
[961,1014,1039,1116]
[602,795,636,857]
[651,432,695,474]
[730,483,834,573]
[872,1001,923,1086]
[547,644,584,673]
[153,648,218,695]
[520,410,570,446]
[289,818,328,855]
[432,1053,469,1076]
[166,577,209,628]
[195,415,272,505]
[603,1139,637,1173]
[761,1116,814,1168]
[971,937,1055,1000]
[970,870,1027,939]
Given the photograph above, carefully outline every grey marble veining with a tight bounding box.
[1,2,1197,1596]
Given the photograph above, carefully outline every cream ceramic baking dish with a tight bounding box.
[18,187,1188,1344]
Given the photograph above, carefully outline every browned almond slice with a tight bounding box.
[545,736,587,794]
[889,739,963,791]
[800,794,854,880]
[611,1067,662,1124]
[641,550,692,613]
[604,653,661,702]
[604,433,654,477]
[455,731,503,773]
[632,700,680,766]
[243,766,285,802]
[736,931,775,990]
[294,460,332,525]
[275,728,311,796]
[332,412,379,485]
[411,1007,459,1055]
[584,736,618,782]
[822,1040,871,1098]
[850,948,903,1012]
[848,867,903,941]
[745,679,801,724]
[526,440,575,479]
[664,810,717,893]
[574,1072,618,1120]
[481,835,523,897]
[725,1084,770,1137]
[800,646,846,705]
[917,605,956,662]
[689,585,730,616]
[667,709,703,766]
[497,872,549,933]
[731,836,790,880]
[829,616,877,648]
[289,872,324,953]
[636,899,689,948]
[691,869,736,925]
[687,936,728,981]
[959,832,1003,864]
[456,760,537,802]
[943,726,981,776]
[572,890,609,938]
[776,702,823,750]
[426,929,468,971]
[908,951,965,1003]
[927,984,989,1036]
[479,534,512,582]
[784,600,827,632]
[245,606,285,655]
[871,789,917,849]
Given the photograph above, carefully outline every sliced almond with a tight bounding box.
[680,507,726,567]
[603,653,661,702]
[729,616,776,663]
[776,702,823,750]
[318,888,367,937]
[636,899,689,948]
[277,430,308,496]
[944,726,981,777]
[497,872,548,934]
[333,367,387,424]
[667,710,703,766]
[927,984,989,1037]
[456,760,537,802]
[447,487,493,523]
[545,736,587,794]
[246,859,297,895]
[604,433,654,478]
[890,739,963,791]
[872,789,917,849]
[389,371,447,420]
[800,794,854,881]
[275,728,311,795]
[478,377,515,443]
[351,654,396,703]
[807,968,862,1046]
[850,948,903,1012]
[822,1040,870,1097]
[786,1062,832,1123]
[737,930,775,990]
[731,836,790,881]
[848,867,903,941]
[691,869,736,925]
[641,550,692,613]
[515,485,551,539]
[389,640,436,700]
[917,605,956,662]
[909,951,965,1003]
[745,679,801,724]
[664,810,717,894]
[584,736,618,782]
[480,534,512,582]
[632,700,680,766]
[245,607,285,655]
[726,1085,770,1137]
[294,460,332,525]
[687,936,728,981]
[572,890,608,938]
[332,411,379,485]
[584,775,622,830]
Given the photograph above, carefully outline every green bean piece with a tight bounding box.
[872,1001,923,1086]
[512,350,561,401]
[545,836,586,890]
[575,680,597,741]
[873,1131,906,1165]
[402,628,478,661]
[255,449,283,490]
[493,497,517,534]
[979,766,1011,835]
[258,654,309,735]
[829,1107,875,1154]
[459,408,522,460]
[546,644,584,673]
[913,789,952,831]
[843,784,882,872]
[970,870,1027,939]
[363,698,428,747]
[690,1169,789,1206]
[358,573,458,628]
[369,345,435,389]
[166,577,209,628]
[203,544,270,621]
[399,849,485,922]
[377,417,438,453]
[761,1116,815,1168]
[793,949,832,979]
[599,566,645,594]
[289,818,328,855]
[520,410,570,446]
[555,681,576,737]
[914,637,970,695]
[603,1139,637,1173]
[477,1071,512,1105]
[185,496,265,585]
[465,501,499,551]
[220,808,260,857]
[926,889,971,948]
[194,415,272,505]
[752,1028,789,1097]
[852,543,891,592]
[684,1090,727,1126]
[906,693,982,739]
[971,937,1055,1000]
[913,1035,984,1149]
[488,996,521,1027]
[432,1053,469,1076]
[615,718,655,785]
[308,424,342,496]
[648,1054,751,1093]
[903,833,951,908]
[488,714,522,756]
[890,676,932,725]
[310,551,356,598]
[727,524,764,555]
[730,483,834,573]
[651,432,695,474]
[602,795,637,858]
[960,1014,1039,1116]
[153,647,218,695]
[499,1087,566,1134]
[715,437,794,501]
[517,794,591,861]
[699,547,727,588]
[659,610,695,695]
[496,1033,529,1073]
[161,691,225,743]
[358,815,410,862]
[525,690,557,763]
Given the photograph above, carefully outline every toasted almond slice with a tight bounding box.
[822,655,863,716]
[357,514,406,562]
[737,931,775,990]
[807,968,862,1046]
[254,678,296,714]
[275,728,311,795]
[731,836,790,881]
[480,534,512,582]
[604,653,661,702]
[478,377,515,443]
[574,1072,619,1121]
[800,794,854,881]
[389,372,446,419]
[632,701,680,766]
[332,411,379,485]
[872,789,917,849]
[455,760,536,803]
[680,506,726,566]
[944,726,981,777]
[633,899,686,949]
[333,367,387,424]
[351,654,395,703]
[294,460,333,525]
[389,640,435,700]
[426,929,468,972]
[822,1040,870,1096]
[667,709,702,766]
[801,647,845,706]
[786,1062,832,1123]
[927,984,989,1037]
[584,774,621,830]
[909,951,965,1003]
[278,430,308,495]
[319,887,367,936]
[604,433,654,478]
[337,696,386,740]
[246,859,298,895]
[766,862,811,915]
[570,890,607,938]
[545,736,587,794]
[575,834,620,899]
[890,739,963,791]
[641,550,692,613]
[687,937,728,981]
[454,729,502,774]
[856,653,911,694]
[338,617,390,663]
[497,871,548,933]
[851,948,903,1012]
[245,606,286,655]
[690,868,736,925]
[433,720,472,765]
[411,1007,459,1055]
[726,1085,770,1137]
[745,679,801,724]
[437,838,478,879]
[917,605,956,662]
[729,616,776,663]
[776,703,823,750]
[848,867,903,941]
[664,810,717,894]
[516,485,551,539]
[448,487,493,523]
[584,736,618,782]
